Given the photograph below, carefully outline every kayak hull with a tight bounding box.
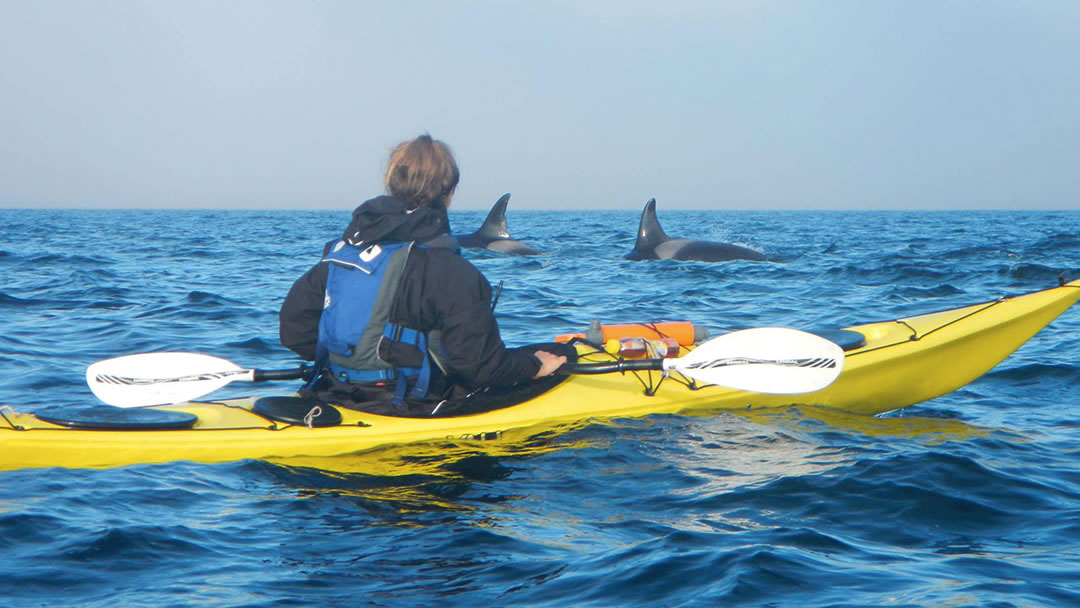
[2,280,1078,471]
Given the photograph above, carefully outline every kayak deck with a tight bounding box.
[2,279,1078,471]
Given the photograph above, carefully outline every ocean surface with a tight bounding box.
[2,207,1079,607]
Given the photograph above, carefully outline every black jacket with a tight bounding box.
[279,196,542,404]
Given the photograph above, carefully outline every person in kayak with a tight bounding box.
[279,134,570,416]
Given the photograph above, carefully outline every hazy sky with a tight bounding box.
[1,1,1078,210]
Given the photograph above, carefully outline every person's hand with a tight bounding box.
[532,350,567,378]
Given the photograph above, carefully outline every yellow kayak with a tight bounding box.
[2,279,1078,471]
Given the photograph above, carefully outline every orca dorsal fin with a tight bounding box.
[634,198,670,251]
[475,193,513,239]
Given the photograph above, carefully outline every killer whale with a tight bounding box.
[625,198,768,262]
[456,193,541,255]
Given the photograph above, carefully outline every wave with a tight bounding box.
[940,245,1020,261]
[1027,233,1080,252]
[0,291,46,306]
[888,283,966,299]
[26,253,111,266]
[224,337,279,354]
[825,262,959,285]
[184,290,245,306]
[57,525,216,565]
[1004,263,1075,282]
[984,363,1080,384]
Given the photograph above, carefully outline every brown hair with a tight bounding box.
[384,134,460,210]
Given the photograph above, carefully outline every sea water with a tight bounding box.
[1,208,1079,607]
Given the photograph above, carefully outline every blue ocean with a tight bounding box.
[2,207,1079,607]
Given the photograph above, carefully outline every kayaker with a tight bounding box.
[279,134,570,416]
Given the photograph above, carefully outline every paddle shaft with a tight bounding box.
[253,367,309,382]
[561,360,662,375]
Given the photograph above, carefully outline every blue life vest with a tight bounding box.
[315,239,433,405]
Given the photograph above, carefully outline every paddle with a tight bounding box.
[560,327,844,394]
[87,327,843,407]
[87,353,308,408]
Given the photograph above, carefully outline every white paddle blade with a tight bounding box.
[667,327,845,394]
[87,352,254,407]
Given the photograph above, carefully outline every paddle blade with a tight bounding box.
[668,327,844,394]
[87,352,254,407]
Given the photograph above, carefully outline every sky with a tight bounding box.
[1,1,1078,211]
